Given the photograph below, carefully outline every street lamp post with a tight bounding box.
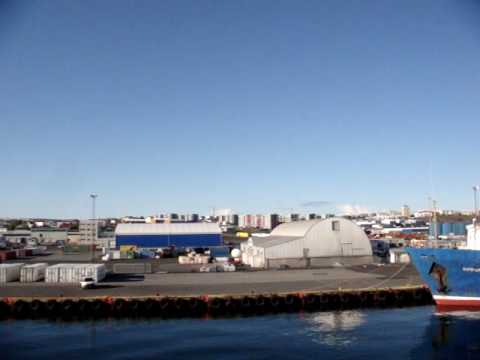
[473,186,479,248]
[90,194,98,262]
[473,186,479,218]
[432,199,438,246]
[428,196,438,246]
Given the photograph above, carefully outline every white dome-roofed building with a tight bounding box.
[241,217,372,269]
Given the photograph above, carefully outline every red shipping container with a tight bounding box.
[16,249,26,258]
[0,251,16,262]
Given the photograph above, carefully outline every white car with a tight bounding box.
[80,277,96,289]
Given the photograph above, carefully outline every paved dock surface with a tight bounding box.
[0,264,423,298]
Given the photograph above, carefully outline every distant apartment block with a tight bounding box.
[79,220,97,245]
[401,205,411,218]
[239,214,280,230]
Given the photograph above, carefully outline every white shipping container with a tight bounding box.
[194,255,209,264]
[200,265,214,272]
[0,263,24,283]
[20,263,48,282]
[178,256,194,264]
[390,250,411,264]
[45,264,106,283]
[223,263,236,272]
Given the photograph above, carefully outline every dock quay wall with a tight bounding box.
[0,286,433,320]
[266,256,374,269]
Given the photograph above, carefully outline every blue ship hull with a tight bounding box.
[407,247,480,308]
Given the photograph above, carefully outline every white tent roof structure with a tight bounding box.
[248,217,372,259]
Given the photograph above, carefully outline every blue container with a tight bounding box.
[210,246,231,258]
[453,223,466,236]
[429,223,441,237]
[442,223,453,236]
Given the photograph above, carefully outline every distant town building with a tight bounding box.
[79,220,112,247]
[145,216,157,224]
[79,220,97,245]
[278,215,291,223]
[264,214,280,230]
[217,214,235,225]
[239,214,254,228]
[186,213,200,223]
[401,205,411,218]
[31,228,67,245]
[4,230,32,245]
[238,214,280,230]
[230,214,239,226]
[414,210,433,218]
[67,231,81,244]
[121,217,146,224]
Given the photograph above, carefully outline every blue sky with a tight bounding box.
[2,0,480,218]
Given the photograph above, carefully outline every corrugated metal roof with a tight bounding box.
[270,219,323,237]
[115,223,221,236]
[253,235,302,248]
[246,217,372,258]
[250,236,274,247]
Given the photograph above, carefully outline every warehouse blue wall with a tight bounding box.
[116,234,223,248]
[429,222,469,236]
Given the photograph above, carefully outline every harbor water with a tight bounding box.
[1,306,480,359]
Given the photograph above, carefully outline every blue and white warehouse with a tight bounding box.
[115,223,223,248]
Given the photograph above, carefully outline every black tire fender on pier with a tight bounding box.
[13,300,31,319]
[0,300,11,319]
[129,299,145,317]
[30,300,46,318]
[254,296,267,312]
[189,297,207,317]
[145,298,161,317]
[60,300,77,319]
[77,300,92,318]
[45,300,59,318]
[304,294,320,310]
[269,295,283,311]
[112,299,128,317]
[209,297,226,315]
[91,299,109,318]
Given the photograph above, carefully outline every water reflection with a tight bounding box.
[304,311,366,347]
[3,308,480,359]
[414,310,480,359]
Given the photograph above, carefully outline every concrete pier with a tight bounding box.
[0,264,423,298]
[0,264,434,320]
